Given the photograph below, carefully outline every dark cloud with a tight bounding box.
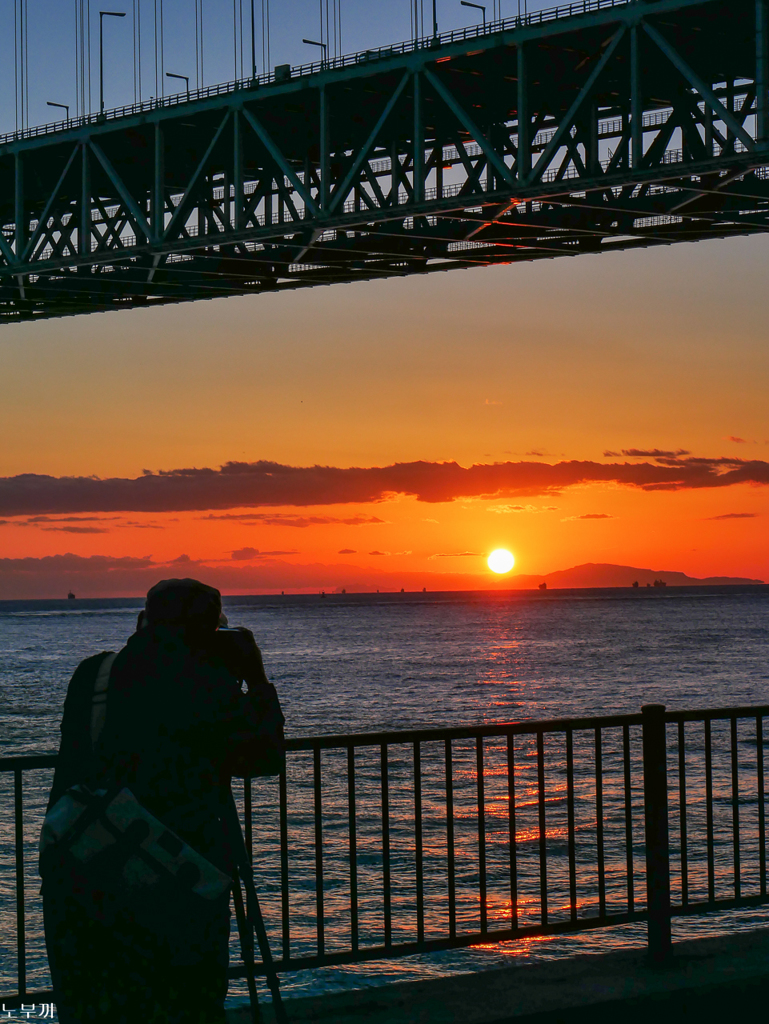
[613,449,691,459]
[338,548,357,554]
[368,550,388,556]
[0,554,154,573]
[432,551,483,557]
[201,512,385,527]
[0,454,768,517]
[726,436,748,444]
[0,514,161,531]
[570,513,614,521]
[232,547,259,561]
[706,512,759,520]
[28,515,118,523]
[42,525,110,534]
[231,548,299,559]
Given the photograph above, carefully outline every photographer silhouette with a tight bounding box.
[40,579,285,1024]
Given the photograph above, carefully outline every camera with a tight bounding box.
[215,626,266,685]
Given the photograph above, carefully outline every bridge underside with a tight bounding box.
[1,0,767,320]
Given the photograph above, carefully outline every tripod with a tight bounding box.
[225,790,288,1024]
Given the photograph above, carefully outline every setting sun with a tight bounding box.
[488,549,515,574]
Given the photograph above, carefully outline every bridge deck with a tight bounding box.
[0,0,767,320]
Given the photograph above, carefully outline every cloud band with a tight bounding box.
[1,454,767,517]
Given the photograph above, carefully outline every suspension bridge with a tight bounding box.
[0,0,767,321]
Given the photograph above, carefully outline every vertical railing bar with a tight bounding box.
[414,741,425,944]
[642,704,672,962]
[677,720,688,907]
[477,736,487,934]
[313,744,325,955]
[507,732,518,931]
[758,715,766,897]
[731,716,741,899]
[566,727,577,922]
[347,744,359,952]
[279,767,290,959]
[446,738,456,939]
[243,776,253,865]
[623,723,634,913]
[536,730,548,925]
[595,727,605,918]
[381,743,392,947]
[705,719,715,902]
[14,768,26,998]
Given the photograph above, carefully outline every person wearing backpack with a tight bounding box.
[40,578,285,1024]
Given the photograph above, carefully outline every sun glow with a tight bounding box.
[488,549,515,574]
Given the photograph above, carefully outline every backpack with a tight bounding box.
[39,652,233,956]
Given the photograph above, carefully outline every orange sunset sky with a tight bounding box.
[1,229,768,598]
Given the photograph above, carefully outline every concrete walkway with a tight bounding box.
[225,927,769,1024]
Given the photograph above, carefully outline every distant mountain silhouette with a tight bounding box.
[510,563,764,589]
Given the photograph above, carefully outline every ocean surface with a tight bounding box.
[1,585,769,1016]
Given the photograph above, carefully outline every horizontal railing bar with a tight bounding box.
[4,900,766,1002]
[3,704,768,770]
[664,706,769,723]
[670,893,769,917]
[284,714,646,749]
[0,754,57,771]
[226,908,650,977]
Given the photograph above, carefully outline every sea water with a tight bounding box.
[1,587,768,1012]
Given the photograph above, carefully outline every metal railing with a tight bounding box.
[0,0,635,147]
[2,702,768,1009]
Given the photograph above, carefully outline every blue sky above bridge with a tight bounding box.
[0,0,541,134]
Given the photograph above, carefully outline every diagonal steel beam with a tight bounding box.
[163,112,231,242]
[423,68,515,188]
[643,22,756,152]
[0,229,17,267]
[241,107,319,217]
[531,27,626,185]
[22,146,80,264]
[90,141,154,242]
[329,72,410,214]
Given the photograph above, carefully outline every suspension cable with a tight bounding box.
[160,0,164,94]
[137,0,142,101]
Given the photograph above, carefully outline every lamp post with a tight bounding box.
[166,71,190,99]
[433,0,438,37]
[47,101,70,123]
[461,0,486,26]
[302,38,328,66]
[99,10,126,115]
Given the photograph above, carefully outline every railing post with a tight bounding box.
[642,703,672,962]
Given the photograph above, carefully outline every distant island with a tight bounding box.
[508,563,764,589]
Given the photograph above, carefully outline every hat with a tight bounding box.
[144,578,222,630]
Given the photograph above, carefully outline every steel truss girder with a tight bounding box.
[0,0,767,320]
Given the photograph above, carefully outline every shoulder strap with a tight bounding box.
[90,651,118,748]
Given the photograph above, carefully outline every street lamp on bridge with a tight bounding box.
[460,1,486,27]
[302,38,328,67]
[46,101,70,124]
[99,10,126,115]
[166,72,190,100]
